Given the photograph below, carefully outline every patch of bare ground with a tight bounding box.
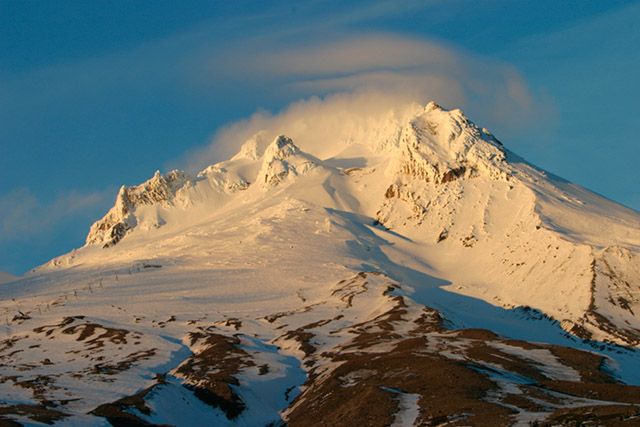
[13,375,60,401]
[213,317,242,330]
[10,312,31,325]
[458,335,640,423]
[331,272,370,307]
[88,349,156,377]
[0,371,81,425]
[466,337,640,405]
[154,315,176,328]
[542,405,640,426]
[173,331,255,419]
[286,336,513,427]
[90,374,170,426]
[286,287,512,426]
[0,404,68,425]
[587,310,640,346]
[0,337,24,362]
[0,316,162,425]
[263,302,323,323]
[33,316,129,350]
[0,417,21,427]
[411,306,446,334]
[276,315,345,369]
[0,337,17,351]
[91,331,261,424]
[282,329,317,361]
[284,272,640,427]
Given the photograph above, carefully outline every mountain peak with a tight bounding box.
[424,100,443,112]
[393,102,508,184]
[83,102,510,249]
[258,135,317,187]
[85,169,190,247]
[264,135,298,160]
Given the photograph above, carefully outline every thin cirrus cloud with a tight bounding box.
[0,188,112,243]
[2,31,544,235]
[262,35,456,76]
[181,33,545,170]
[210,33,538,118]
[2,30,542,168]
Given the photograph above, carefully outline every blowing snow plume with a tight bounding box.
[181,34,544,171]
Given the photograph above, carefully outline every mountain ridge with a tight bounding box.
[73,101,640,348]
[3,101,640,426]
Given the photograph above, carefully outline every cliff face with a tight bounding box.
[86,170,189,247]
[394,101,509,185]
[257,135,317,188]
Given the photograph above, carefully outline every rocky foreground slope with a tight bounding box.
[1,102,640,426]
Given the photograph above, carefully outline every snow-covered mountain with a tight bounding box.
[1,102,640,426]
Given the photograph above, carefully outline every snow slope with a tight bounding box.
[1,102,639,426]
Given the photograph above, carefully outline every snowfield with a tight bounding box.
[1,102,640,426]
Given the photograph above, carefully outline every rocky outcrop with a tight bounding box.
[394,102,509,184]
[573,247,640,346]
[85,170,190,247]
[257,135,317,188]
[197,165,250,192]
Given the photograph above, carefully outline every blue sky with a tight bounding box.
[1,0,639,274]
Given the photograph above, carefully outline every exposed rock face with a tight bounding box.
[85,170,190,247]
[197,165,250,192]
[376,103,511,228]
[578,246,640,345]
[257,135,317,187]
[84,135,318,249]
[173,332,254,419]
[372,104,640,348]
[395,102,509,185]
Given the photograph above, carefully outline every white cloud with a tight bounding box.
[180,90,423,169]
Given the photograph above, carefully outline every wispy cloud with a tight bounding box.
[196,32,542,122]
[180,90,423,170]
[1,17,543,134]
[0,188,112,243]
[0,1,550,272]
[179,33,546,170]
[260,35,456,76]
